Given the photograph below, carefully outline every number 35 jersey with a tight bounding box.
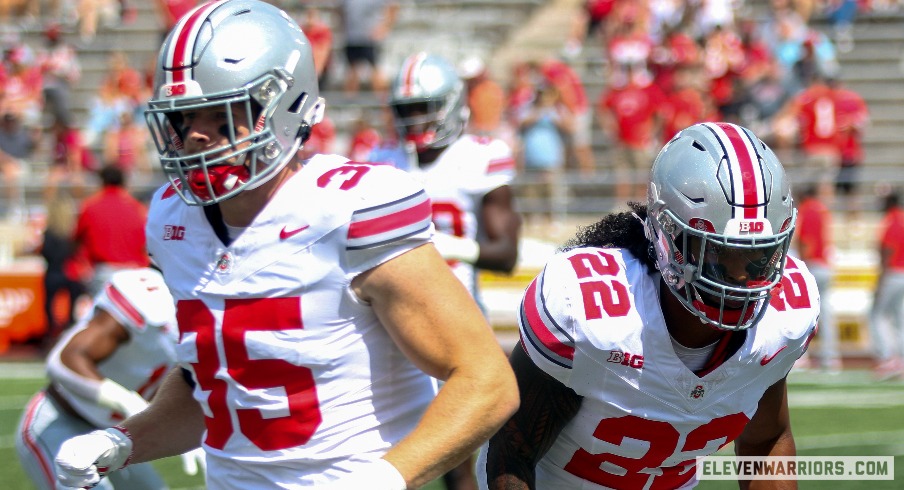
[146,154,436,488]
[495,247,818,490]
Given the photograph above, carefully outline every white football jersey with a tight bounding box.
[379,135,515,297]
[146,154,437,488]
[50,268,178,427]
[478,247,819,490]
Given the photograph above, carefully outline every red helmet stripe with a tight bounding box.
[399,52,426,97]
[165,0,225,85]
[710,122,764,220]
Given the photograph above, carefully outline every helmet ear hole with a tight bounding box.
[288,93,307,114]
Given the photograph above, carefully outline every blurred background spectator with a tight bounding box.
[72,165,148,296]
[37,23,80,128]
[459,56,508,141]
[794,184,840,374]
[869,191,904,381]
[339,0,398,95]
[39,188,86,346]
[518,83,572,228]
[597,61,666,206]
[300,6,334,89]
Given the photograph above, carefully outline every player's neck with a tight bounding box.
[659,281,725,348]
[417,147,444,166]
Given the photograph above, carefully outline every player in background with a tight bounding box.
[370,52,522,490]
[479,122,819,489]
[371,52,520,309]
[16,267,205,490]
[54,2,518,489]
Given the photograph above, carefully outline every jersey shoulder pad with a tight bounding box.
[303,155,433,251]
[95,268,176,332]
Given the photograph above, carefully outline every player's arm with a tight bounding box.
[476,184,521,273]
[734,376,797,490]
[353,243,520,489]
[118,367,206,463]
[48,309,149,417]
[484,344,583,490]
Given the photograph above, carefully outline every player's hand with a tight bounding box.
[432,232,479,264]
[55,427,132,489]
[97,379,149,418]
[180,447,207,476]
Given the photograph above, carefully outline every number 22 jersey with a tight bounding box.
[146,154,436,488]
[478,247,819,489]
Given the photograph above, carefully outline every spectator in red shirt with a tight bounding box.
[73,165,149,295]
[702,24,745,122]
[661,62,714,143]
[650,26,701,95]
[597,62,667,205]
[794,185,840,373]
[774,70,842,200]
[869,191,904,381]
[154,0,199,42]
[540,57,594,175]
[832,79,869,217]
[300,6,334,89]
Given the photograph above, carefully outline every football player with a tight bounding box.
[371,52,520,315]
[479,122,819,489]
[16,267,205,490]
[370,52,522,490]
[53,2,518,490]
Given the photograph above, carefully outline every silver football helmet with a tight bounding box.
[389,52,468,151]
[145,0,325,206]
[644,122,796,331]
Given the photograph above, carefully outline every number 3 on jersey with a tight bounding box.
[177,297,322,451]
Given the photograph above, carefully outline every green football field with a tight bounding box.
[0,363,900,489]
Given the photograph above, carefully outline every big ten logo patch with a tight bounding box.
[606,350,644,369]
[739,221,765,234]
[164,225,185,240]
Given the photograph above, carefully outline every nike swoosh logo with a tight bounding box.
[760,346,788,366]
[280,225,310,240]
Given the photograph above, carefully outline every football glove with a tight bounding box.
[96,379,149,418]
[180,447,207,476]
[432,232,479,264]
[56,427,132,489]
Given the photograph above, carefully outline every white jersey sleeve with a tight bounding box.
[337,161,434,275]
[446,135,515,195]
[93,268,176,333]
[518,260,580,386]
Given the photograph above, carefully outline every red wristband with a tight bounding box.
[111,425,134,468]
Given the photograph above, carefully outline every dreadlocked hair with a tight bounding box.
[561,201,656,271]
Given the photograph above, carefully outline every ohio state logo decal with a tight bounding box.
[690,384,705,399]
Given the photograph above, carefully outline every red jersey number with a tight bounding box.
[567,251,631,319]
[769,259,812,311]
[177,297,322,451]
[564,413,749,488]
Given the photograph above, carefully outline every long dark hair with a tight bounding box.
[561,202,656,271]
